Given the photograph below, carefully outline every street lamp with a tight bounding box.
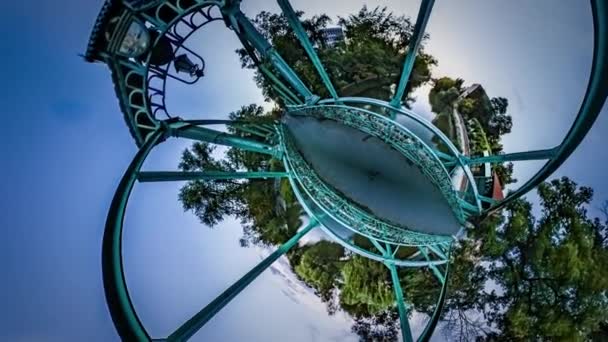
[116,20,150,58]
[174,54,205,78]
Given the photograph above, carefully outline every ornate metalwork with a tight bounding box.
[282,124,452,246]
[288,105,468,225]
[84,0,608,340]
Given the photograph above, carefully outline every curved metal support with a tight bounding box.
[277,0,339,100]
[417,249,451,342]
[172,125,281,157]
[101,118,286,341]
[489,0,608,213]
[386,243,451,342]
[137,171,289,182]
[102,128,165,341]
[222,4,318,103]
[282,125,452,246]
[318,96,485,213]
[167,219,319,341]
[282,152,450,267]
[387,261,414,342]
[463,147,557,165]
[390,0,435,108]
[288,104,471,224]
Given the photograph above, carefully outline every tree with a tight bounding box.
[429,77,463,114]
[294,241,345,302]
[490,97,508,115]
[340,255,395,317]
[178,104,300,247]
[237,6,437,106]
[351,309,400,342]
[472,177,608,341]
[178,142,243,226]
[404,240,490,342]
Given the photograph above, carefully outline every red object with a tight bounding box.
[492,172,504,201]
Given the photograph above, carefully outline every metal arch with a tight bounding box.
[101,119,306,341]
[385,243,451,342]
[276,0,339,100]
[318,96,484,213]
[278,131,451,267]
[487,0,608,213]
[102,128,164,341]
[284,169,450,268]
[221,2,319,104]
[85,1,226,146]
[390,0,435,108]
[90,1,608,341]
[282,126,452,246]
[144,5,224,121]
[288,104,471,224]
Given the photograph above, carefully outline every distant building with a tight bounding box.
[320,27,345,47]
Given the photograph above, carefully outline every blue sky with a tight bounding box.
[1,0,606,341]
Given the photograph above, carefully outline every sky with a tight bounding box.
[1,0,606,341]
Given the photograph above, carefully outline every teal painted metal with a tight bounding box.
[88,0,608,340]
[224,7,318,104]
[426,244,447,260]
[488,0,608,213]
[463,147,557,165]
[283,126,452,246]
[137,171,289,182]
[171,125,281,157]
[282,154,449,267]
[102,128,165,341]
[390,0,435,108]
[277,0,339,100]
[289,105,473,222]
[387,262,414,342]
[259,65,304,105]
[419,247,445,284]
[317,96,483,213]
[167,219,319,341]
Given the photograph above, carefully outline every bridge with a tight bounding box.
[84,0,608,340]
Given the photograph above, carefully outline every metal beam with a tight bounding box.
[387,262,414,342]
[419,247,445,284]
[489,0,608,213]
[227,8,317,103]
[137,171,289,182]
[102,129,165,341]
[464,148,556,165]
[390,0,435,107]
[417,249,451,342]
[172,125,280,157]
[260,65,304,105]
[277,0,339,100]
[167,219,318,341]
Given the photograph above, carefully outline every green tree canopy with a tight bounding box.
[340,255,395,318]
[466,177,608,341]
[294,241,345,302]
[237,6,437,105]
[178,104,301,247]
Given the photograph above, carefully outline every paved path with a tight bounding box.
[285,115,461,236]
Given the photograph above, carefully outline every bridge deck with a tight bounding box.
[285,114,460,236]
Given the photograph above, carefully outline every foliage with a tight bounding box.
[294,241,344,301]
[237,6,436,106]
[178,104,302,247]
[351,310,400,342]
[178,142,242,226]
[469,177,608,341]
[428,77,463,114]
[340,255,395,317]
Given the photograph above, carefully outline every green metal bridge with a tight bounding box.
[84,0,608,340]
